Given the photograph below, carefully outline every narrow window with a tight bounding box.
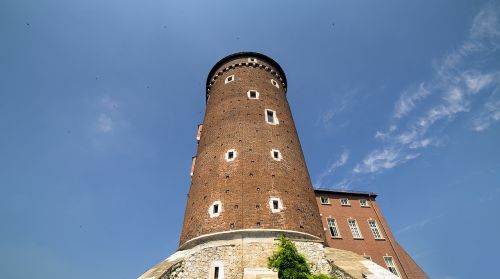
[348,219,363,239]
[225,75,234,84]
[327,218,341,238]
[225,149,237,162]
[196,124,203,141]
[271,79,280,88]
[368,220,384,239]
[360,199,369,207]
[190,156,196,177]
[269,197,282,213]
[271,149,282,161]
[247,90,259,99]
[384,257,400,277]
[214,266,219,279]
[265,109,278,125]
[340,198,350,206]
[209,201,222,218]
[320,196,330,204]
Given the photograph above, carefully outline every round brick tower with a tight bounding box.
[179,52,324,248]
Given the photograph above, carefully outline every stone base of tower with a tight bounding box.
[139,230,398,279]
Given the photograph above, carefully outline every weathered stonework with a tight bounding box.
[140,231,398,279]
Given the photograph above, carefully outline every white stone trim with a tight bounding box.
[209,201,222,218]
[265,109,279,125]
[178,229,322,250]
[247,90,260,99]
[225,149,237,162]
[270,149,282,161]
[271,79,280,88]
[269,197,283,213]
[248,58,258,63]
[224,75,235,84]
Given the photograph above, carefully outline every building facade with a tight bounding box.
[139,52,424,279]
[314,189,428,279]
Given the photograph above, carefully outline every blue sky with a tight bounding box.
[1,0,499,278]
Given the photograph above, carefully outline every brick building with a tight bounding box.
[139,52,425,279]
[314,189,428,279]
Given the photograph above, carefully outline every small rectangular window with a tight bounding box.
[384,257,400,277]
[273,200,279,210]
[340,198,350,206]
[327,218,341,238]
[267,110,274,123]
[225,75,234,84]
[320,197,330,204]
[228,151,234,159]
[213,204,219,214]
[348,219,363,239]
[214,266,220,279]
[360,199,369,207]
[248,90,259,99]
[248,58,258,63]
[368,220,384,239]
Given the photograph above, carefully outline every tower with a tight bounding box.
[180,52,324,248]
[139,53,404,279]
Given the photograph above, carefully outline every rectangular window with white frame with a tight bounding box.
[384,256,400,277]
[348,219,363,239]
[359,199,369,207]
[320,196,330,204]
[327,218,341,238]
[340,198,350,206]
[265,109,279,125]
[368,219,384,239]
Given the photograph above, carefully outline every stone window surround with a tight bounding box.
[327,217,341,238]
[209,201,222,218]
[271,78,280,88]
[270,149,282,161]
[359,199,370,207]
[224,74,235,84]
[247,90,260,100]
[225,149,237,162]
[209,260,225,279]
[340,198,350,206]
[320,196,330,204]
[265,109,279,125]
[269,197,283,213]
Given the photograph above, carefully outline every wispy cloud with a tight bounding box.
[353,148,420,174]
[394,83,431,119]
[97,113,113,132]
[396,214,445,235]
[473,91,500,131]
[317,89,357,129]
[96,96,119,133]
[315,149,350,187]
[353,2,500,175]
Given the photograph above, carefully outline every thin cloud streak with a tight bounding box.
[315,150,350,187]
[353,3,500,175]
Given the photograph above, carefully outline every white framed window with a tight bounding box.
[224,75,235,84]
[209,261,225,279]
[265,109,279,125]
[271,79,280,88]
[209,201,222,218]
[248,58,258,63]
[320,196,330,204]
[368,219,384,239]
[269,197,283,213]
[383,256,400,277]
[359,199,369,207]
[196,124,203,142]
[348,219,363,239]
[225,149,237,162]
[340,198,350,206]
[327,218,341,238]
[190,156,196,177]
[271,149,282,161]
[247,90,259,100]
